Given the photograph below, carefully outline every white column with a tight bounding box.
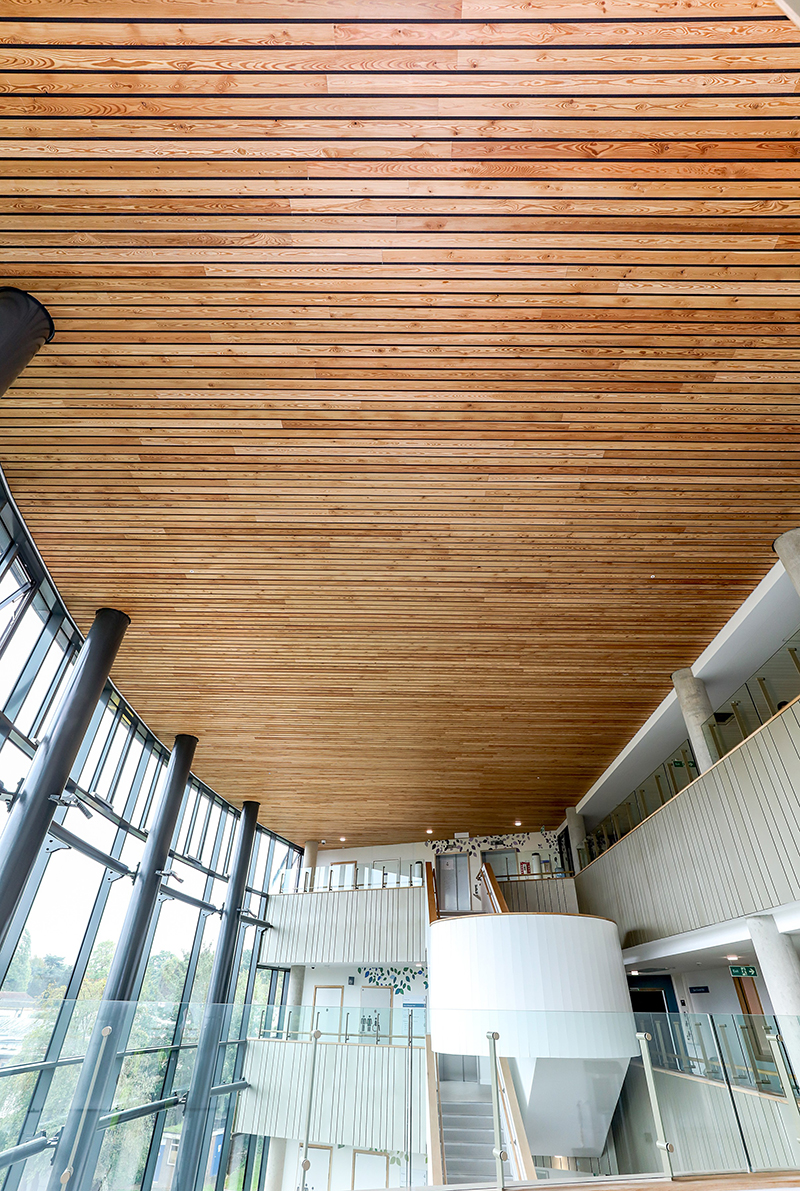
[565,807,585,873]
[263,1139,288,1191]
[287,964,305,1007]
[775,528,800,598]
[747,915,800,1079]
[301,839,320,891]
[671,667,715,773]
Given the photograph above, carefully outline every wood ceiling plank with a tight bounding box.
[2,20,796,46]
[1,0,798,843]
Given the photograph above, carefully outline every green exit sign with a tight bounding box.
[730,965,758,978]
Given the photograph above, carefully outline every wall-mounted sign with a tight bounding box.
[729,965,758,978]
[520,862,531,875]
[689,986,710,994]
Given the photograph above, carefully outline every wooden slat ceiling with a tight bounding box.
[1,0,799,847]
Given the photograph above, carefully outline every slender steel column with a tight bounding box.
[0,287,54,397]
[0,607,130,953]
[173,800,260,1191]
[47,734,197,1191]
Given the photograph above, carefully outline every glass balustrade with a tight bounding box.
[281,861,425,894]
[579,738,698,867]
[1,1003,798,1189]
[702,628,800,762]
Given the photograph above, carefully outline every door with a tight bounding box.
[359,985,392,1040]
[312,985,343,1037]
[297,1145,332,1191]
[436,853,471,913]
[481,849,518,878]
[629,988,668,1013]
[352,1150,389,1190]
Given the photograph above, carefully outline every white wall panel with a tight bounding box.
[498,877,579,914]
[428,914,635,1060]
[575,702,800,946]
[259,886,426,966]
[237,1038,426,1153]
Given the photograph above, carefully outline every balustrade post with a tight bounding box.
[636,1031,674,1176]
[486,1031,508,1190]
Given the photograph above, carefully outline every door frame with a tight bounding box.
[351,1149,390,1190]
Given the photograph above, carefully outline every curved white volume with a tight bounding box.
[428,913,637,1158]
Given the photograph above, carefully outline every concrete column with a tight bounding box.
[775,528,800,599]
[302,839,320,891]
[287,965,305,1007]
[747,915,800,1079]
[565,807,586,873]
[671,666,716,773]
[263,1139,288,1191]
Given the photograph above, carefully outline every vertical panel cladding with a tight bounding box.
[259,886,426,965]
[497,879,578,915]
[239,1039,424,1151]
[576,707,800,945]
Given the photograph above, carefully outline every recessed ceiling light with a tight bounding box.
[726,955,739,961]
[426,829,433,834]
[630,970,639,976]
[514,820,522,826]
[339,836,346,842]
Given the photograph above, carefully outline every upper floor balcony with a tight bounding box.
[575,692,800,947]
[260,864,428,967]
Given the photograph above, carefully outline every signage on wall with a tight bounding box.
[688,986,710,994]
[520,862,531,875]
[729,965,758,978]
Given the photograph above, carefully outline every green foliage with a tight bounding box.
[4,929,32,993]
[356,965,428,994]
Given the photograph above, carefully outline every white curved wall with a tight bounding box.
[428,912,636,1058]
[428,912,638,1157]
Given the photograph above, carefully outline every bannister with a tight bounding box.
[425,860,439,923]
[477,863,510,913]
[424,1034,446,1184]
[497,1055,537,1182]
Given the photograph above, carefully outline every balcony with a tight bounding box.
[575,695,800,946]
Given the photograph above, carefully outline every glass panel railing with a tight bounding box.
[703,628,800,762]
[580,739,698,866]
[2,1003,800,1189]
[280,861,425,894]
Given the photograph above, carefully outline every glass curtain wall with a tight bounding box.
[0,482,302,1191]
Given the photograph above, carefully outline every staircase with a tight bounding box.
[441,1097,511,1185]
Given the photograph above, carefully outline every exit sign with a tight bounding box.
[730,965,758,978]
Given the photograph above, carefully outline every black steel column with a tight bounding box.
[0,607,130,953]
[47,733,197,1191]
[0,287,54,397]
[173,800,260,1191]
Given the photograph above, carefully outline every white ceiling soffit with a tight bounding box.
[577,563,800,828]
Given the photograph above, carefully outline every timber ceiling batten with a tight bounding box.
[1,0,799,846]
